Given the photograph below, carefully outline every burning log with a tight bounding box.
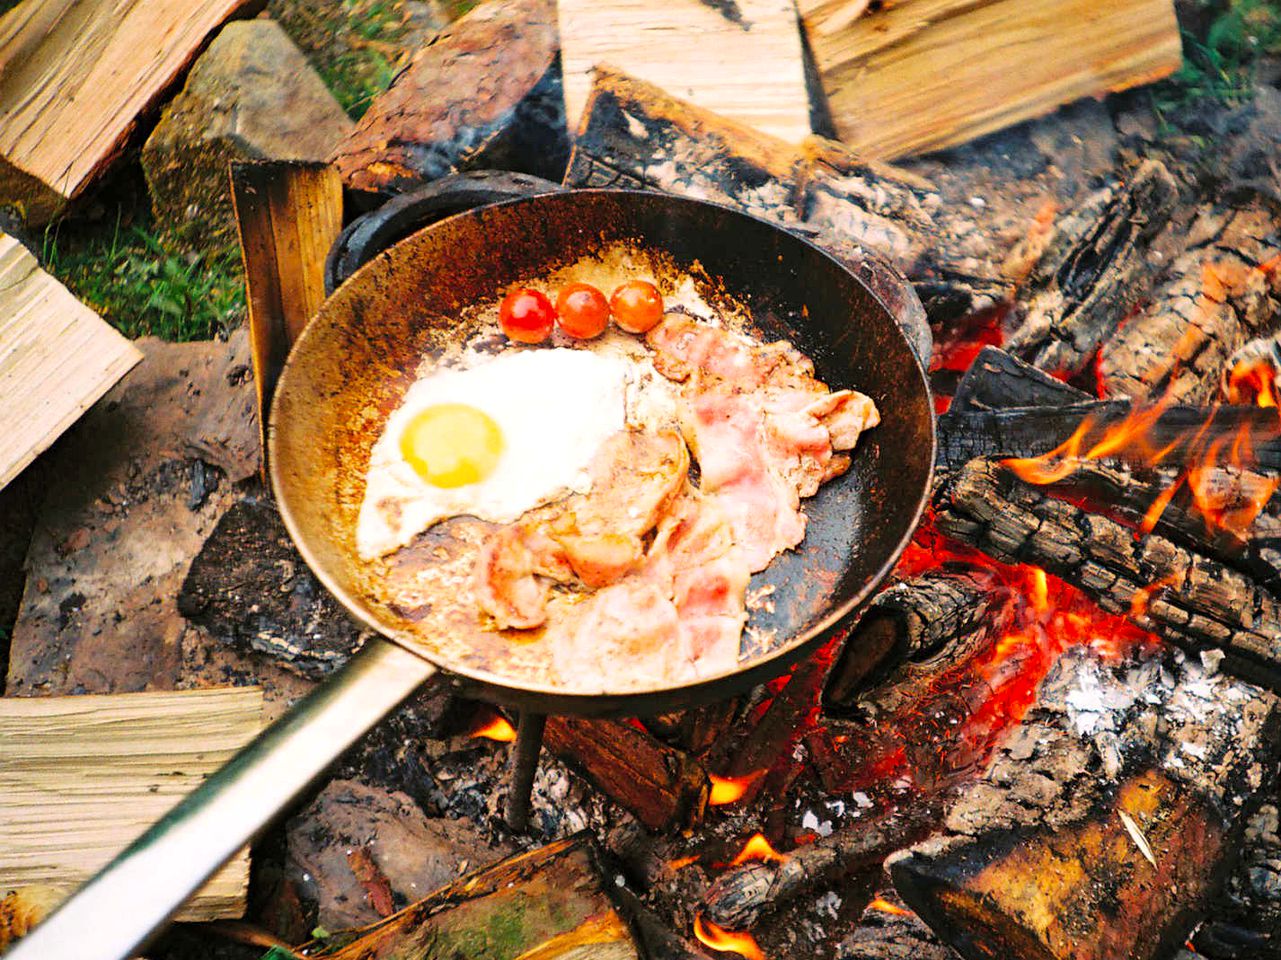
[838,891,960,960]
[1193,800,1281,958]
[888,645,1281,960]
[935,458,1281,689]
[951,346,1092,413]
[542,716,709,831]
[1005,160,1183,378]
[1100,194,1281,403]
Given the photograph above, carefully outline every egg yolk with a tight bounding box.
[399,403,504,487]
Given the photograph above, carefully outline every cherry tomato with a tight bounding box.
[499,288,556,343]
[555,282,610,339]
[610,280,664,333]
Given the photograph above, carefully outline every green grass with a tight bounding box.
[41,212,244,342]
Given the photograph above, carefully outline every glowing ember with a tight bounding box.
[867,896,912,917]
[470,714,516,742]
[729,833,786,867]
[694,915,766,960]
[667,855,699,871]
[709,771,764,806]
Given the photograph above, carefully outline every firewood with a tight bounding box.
[291,833,642,959]
[838,891,960,960]
[542,716,709,831]
[824,571,994,711]
[797,0,1181,161]
[935,458,1281,689]
[1194,800,1281,957]
[0,0,259,224]
[0,688,264,923]
[564,67,1007,329]
[329,0,568,200]
[1100,194,1281,403]
[888,645,1281,960]
[1005,160,1182,378]
[950,346,1091,413]
[0,232,141,491]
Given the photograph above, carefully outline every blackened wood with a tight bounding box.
[1194,801,1281,958]
[889,646,1281,960]
[950,346,1092,413]
[1006,160,1182,377]
[838,891,961,960]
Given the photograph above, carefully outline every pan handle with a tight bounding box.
[6,639,437,960]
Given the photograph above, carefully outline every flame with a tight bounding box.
[1227,357,1278,409]
[667,855,699,871]
[728,833,786,867]
[470,714,516,742]
[1030,568,1049,614]
[694,915,766,960]
[709,771,764,805]
[867,897,912,917]
[1129,571,1183,620]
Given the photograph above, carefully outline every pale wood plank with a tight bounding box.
[0,233,142,491]
[558,0,812,144]
[0,687,264,921]
[800,0,1182,160]
[0,0,259,223]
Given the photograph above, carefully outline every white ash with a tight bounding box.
[814,890,842,920]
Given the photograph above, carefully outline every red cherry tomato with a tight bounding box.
[610,280,663,333]
[499,288,556,343]
[555,282,610,339]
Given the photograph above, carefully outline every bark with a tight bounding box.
[888,646,1281,960]
[1006,160,1183,377]
[837,890,961,960]
[935,458,1281,690]
[951,346,1092,413]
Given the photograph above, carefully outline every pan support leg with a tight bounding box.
[504,711,547,831]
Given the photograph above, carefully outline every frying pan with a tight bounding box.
[10,188,934,960]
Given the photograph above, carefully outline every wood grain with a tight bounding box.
[799,0,1182,160]
[0,687,264,921]
[0,0,260,223]
[558,0,812,143]
[0,233,141,491]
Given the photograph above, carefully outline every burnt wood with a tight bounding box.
[950,345,1092,412]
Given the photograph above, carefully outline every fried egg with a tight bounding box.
[357,348,631,560]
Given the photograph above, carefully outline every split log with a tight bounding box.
[329,0,569,201]
[291,833,642,959]
[0,688,264,922]
[0,0,259,224]
[797,0,1181,161]
[838,891,960,960]
[950,346,1091,413]
[542,716,709,831]
[1194,800,1281,958]
[1100,194,1281,403]
[889,645,1281,960]
[824,570,994,711]
[1005,160,1182,378]
[565,67,1007,331]
[935,458,1281,690]
[0,232,141,491]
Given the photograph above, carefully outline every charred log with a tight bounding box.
[951,346,1092,412]
[838,891,961,960]
[1194,801,1281,958]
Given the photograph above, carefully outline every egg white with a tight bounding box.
[357,348,630,560]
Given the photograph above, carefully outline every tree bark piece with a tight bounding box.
[0,0,260,224]
[888,645,1281,960]
[951,346,1092,413]
[542,716,709,831]
[0,688,263,922]
[1099,194,1281,403]
[1005,160,1182,378]
[797,0,1181,161]
[935,458,1281,689]
[329,0,568,200]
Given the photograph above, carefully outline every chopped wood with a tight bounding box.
[0,233,141,491]
[935,458,1281,689]
[543,716,709,831]
[950,345,1092,413]
[564,67,1007,331]
[292,832,641,959]
[559,0,811,143]
[1194,800,1281,957]
[798,0,1181,161]
[889,645,1281,960]
[0,687,264,921]
[0,0,259,224]
[1005,160,1182,377]
[329,0,568,199]
[1100,194,1281,403]
[838,890,960,960]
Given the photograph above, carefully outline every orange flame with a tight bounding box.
[1129,571,1184,620]
[867,896,912,917]
[1226,356,1279,409]
[1030,568,1049,614]
[694,915,766,960]
[728,833,786,867]
[709,771,764,806]
[470,714,516,742]
[667,855,699,871]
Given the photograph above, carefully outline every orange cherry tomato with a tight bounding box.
[610,280,664,333]
[555,282,610,339]
[499,288,556,343]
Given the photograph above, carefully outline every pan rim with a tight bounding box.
[269,188,937,710]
